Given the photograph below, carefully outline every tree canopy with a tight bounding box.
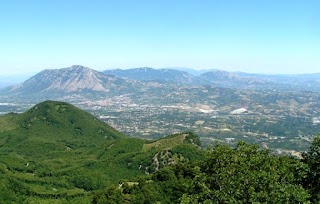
[96,140,316,203]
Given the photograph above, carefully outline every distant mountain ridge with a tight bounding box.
[1,65,320,98]
[103,67,199,84]
[103,67,320,91]
[103,67,271,88]
[200,70,240,81]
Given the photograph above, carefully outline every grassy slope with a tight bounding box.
[0,101,203,203]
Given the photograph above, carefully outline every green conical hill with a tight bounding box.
[20,100,124,140]
[0,101,125,157]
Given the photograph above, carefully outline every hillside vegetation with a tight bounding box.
[0,101,203,203]
[94,138,320,203]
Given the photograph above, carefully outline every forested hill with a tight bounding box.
[0,101,204,203]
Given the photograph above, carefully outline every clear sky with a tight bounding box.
[0,0,319,75]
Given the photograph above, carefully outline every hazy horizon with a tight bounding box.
[1,65,320,79]
[0,0,319,75]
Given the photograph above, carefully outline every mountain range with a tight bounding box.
[2,65,320,98]
[103,67,271,88]
[103,67,199,84]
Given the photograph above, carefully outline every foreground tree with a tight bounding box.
[303,135,320,202]
[187,142,310,203]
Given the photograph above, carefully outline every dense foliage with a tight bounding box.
[302,136,320,202]
[95,141,315,203]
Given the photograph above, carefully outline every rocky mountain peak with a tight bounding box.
[64,65,92,73]
[6,65,127,94]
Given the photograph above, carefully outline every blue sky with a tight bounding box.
[0,0,319,75]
